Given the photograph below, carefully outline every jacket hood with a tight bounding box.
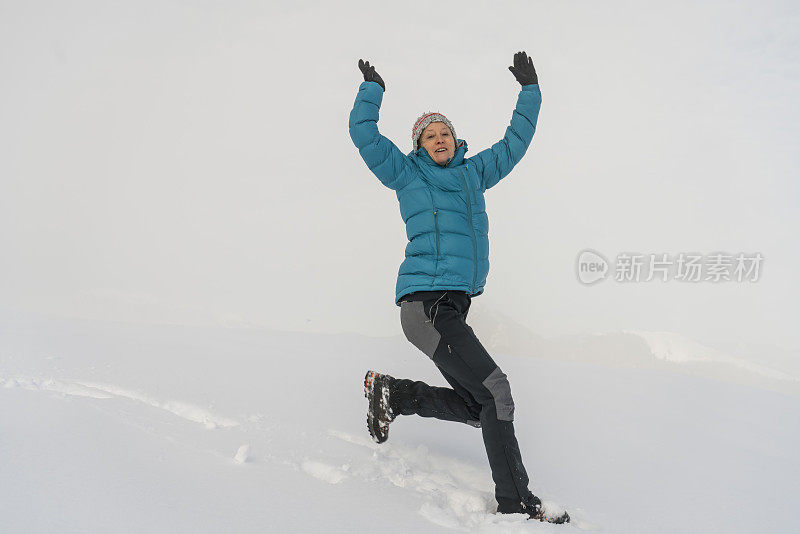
[409,139,469,168]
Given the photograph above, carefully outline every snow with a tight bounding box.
[1,310,798,533]
[629,330,800,382]
[2,376,241,429]
[301,459,349,485]
[234,444,251,464]
[1,2,797,532]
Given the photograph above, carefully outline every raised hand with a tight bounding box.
[508,51,538,86]
[358,59,386,91]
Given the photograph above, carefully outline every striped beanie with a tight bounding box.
[411,112,457,151]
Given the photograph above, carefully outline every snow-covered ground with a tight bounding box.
[2,309,798,533]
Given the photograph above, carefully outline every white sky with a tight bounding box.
[1,0,798,350]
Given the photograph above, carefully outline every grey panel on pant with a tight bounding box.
[482,367,515,421]
[400,300,441,358]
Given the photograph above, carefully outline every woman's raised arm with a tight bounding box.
[349,60,414,191]
[471,51,542,191]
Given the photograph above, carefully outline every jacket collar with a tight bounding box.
[410,139,469,168]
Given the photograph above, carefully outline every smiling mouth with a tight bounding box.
[435,148,447,153]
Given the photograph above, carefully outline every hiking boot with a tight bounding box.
[364,370,396,444]
[497,495,570,524]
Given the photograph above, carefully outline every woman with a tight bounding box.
[349,52,568,524]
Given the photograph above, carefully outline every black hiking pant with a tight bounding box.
[394,290,535,507]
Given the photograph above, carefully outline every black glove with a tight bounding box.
[358,59,386,91]
[508,51,538,86]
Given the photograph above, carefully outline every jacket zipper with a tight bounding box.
[433,210,440,257]
[458,167,478,293]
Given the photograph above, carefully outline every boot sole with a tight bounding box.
[364,370,389,444]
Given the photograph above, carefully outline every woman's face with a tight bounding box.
[420,122,455,166]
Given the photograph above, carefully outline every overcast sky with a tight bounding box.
[2,0,798,351]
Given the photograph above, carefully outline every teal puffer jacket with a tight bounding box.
[349,81,542,306]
